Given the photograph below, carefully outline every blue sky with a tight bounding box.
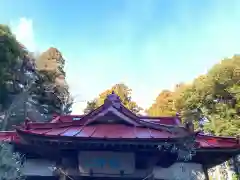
[1,0,240,114]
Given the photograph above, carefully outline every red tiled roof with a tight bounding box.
[196,134,240,149]
[0,92,239,150]
[0,131,19,143]
[1,129,239,149]
[51,115,181,126]
[50,115,84,123]
[17,124,180,140]
[50,92,182,126]
[139,116,181,126]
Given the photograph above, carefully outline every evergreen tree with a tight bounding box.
[0,25,73,129]
[0,143,24,180]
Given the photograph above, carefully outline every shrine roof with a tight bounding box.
[50,92,181,126]
[0,129,239,150]
[16,124,180,140]
[0,92,239,150]
[50,115,180,126]
[0,131,15,142]
[196,133,240,149]
[0,131,20,143]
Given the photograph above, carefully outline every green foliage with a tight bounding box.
[147,55,240,137]
[146,90,176,116]
[0,143,24,180]
[0,24,24,109]
[30,47,72,119]
[232,173,239,180]
[29,71,72,120]
[84,99,98,114]
[0,24,73,129]
[0,25,23,68]
[84,83,142,114]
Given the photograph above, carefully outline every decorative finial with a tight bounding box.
[237,135,240,145]
[24,118,31,130]
[104,91,121,108]
[175,112,182,125]
[185,121,194,133]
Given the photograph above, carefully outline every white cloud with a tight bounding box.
[11,18,36,52]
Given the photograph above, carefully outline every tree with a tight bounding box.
[0,25,73,129]
[0,143,24,180]
[187,55,240,136]
[52,85,73,115]
[0,24,25,111]
[146,90,176,116]
[0,25,36,130]
[146,83,190,117]
[29,72,72,121]
[26,47,72,121]
[147,55,240,136]
[84,99,98,114]
[147,55,240,178]
[84,83,142,114]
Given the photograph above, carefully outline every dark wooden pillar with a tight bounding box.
[59,174,67,180]
[203,165,210,180]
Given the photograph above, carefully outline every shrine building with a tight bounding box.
[0,92,239,180]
